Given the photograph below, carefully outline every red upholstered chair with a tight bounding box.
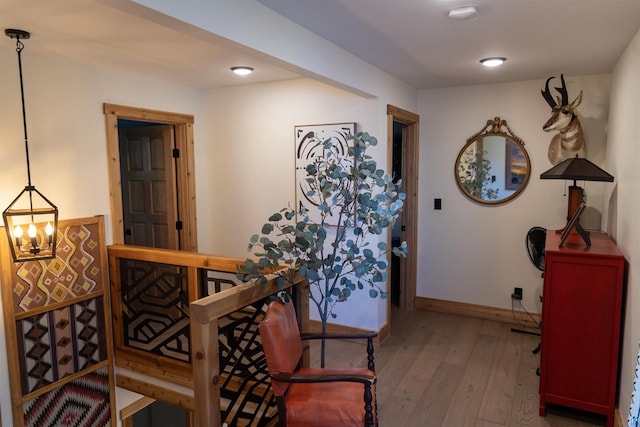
[259,299,378,427]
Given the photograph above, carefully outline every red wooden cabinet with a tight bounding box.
[539,231,625,427]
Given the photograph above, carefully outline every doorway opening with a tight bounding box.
[103,104,198,252]
[386,105,419,317]
[121,397,194,427]
[132,401,191,427]
[390,121,405,307]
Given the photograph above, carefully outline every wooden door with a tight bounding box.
[119,125,178,249]
[104,103,197,252]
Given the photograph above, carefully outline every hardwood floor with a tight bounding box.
[307,307,606,427]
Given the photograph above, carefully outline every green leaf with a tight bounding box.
[261,223,274,234]
[268,213,283,222]
[317,227,327,239]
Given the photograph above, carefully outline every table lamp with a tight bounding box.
[540,156,614,244]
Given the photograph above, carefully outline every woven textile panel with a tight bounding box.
[16,297,107,394]
[22,366,111,427]
[11,221,102,313]
[1,216,115,427]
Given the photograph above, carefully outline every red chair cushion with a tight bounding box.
[284,368,376,427]
[259,300,303,396]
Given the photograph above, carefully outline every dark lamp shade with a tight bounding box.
[540,157,614,182]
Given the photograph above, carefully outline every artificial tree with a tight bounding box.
[237,131,407,365]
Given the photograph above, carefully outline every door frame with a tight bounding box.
[387,105,419,313]
[103,103,198,252]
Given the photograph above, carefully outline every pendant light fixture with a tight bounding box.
[3,29,58,262]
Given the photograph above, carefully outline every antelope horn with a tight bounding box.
[541,76,557,108]
[554,73,569,106]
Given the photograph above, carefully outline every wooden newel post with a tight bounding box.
[191,314,222,427]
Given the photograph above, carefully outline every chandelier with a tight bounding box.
[2,29,58,262]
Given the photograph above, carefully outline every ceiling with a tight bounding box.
[1,0,640,90]
[259,0,640,89]
[0,0,303,89]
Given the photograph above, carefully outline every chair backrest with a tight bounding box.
[259,299,303,396]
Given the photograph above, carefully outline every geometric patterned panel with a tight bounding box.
[23,366,111,427]
[16,297,107,394]
[12,222,102,313]
[1,216,114,427]
[203,269,243,296]
[219,301,277,427]
[119,259,190,362]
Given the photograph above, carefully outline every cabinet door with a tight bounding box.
[542,255,622,407]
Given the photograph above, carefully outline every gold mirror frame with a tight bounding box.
[455,117,531,205]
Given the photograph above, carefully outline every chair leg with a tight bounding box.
[276,397,287,427]
[364,383,374,427]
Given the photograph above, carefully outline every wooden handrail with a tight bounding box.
[108,244,246,271]
[107,244,309,427]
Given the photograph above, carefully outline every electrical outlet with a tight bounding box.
[511,287,523,300]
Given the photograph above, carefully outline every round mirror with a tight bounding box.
[455,117,531,204]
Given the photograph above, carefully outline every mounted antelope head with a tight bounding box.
[541,74,586,165]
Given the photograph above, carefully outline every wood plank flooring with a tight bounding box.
[307,307,607,427]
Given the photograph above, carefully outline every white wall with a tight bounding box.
[418,75,611,313]
[0,47,207,243]
[201,78,393,331]
[606,26,640,422]
[201,78,377,256]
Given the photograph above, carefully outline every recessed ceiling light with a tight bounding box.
[231,66,254,76]
[448,6,478,20]
[480,57,506,67]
